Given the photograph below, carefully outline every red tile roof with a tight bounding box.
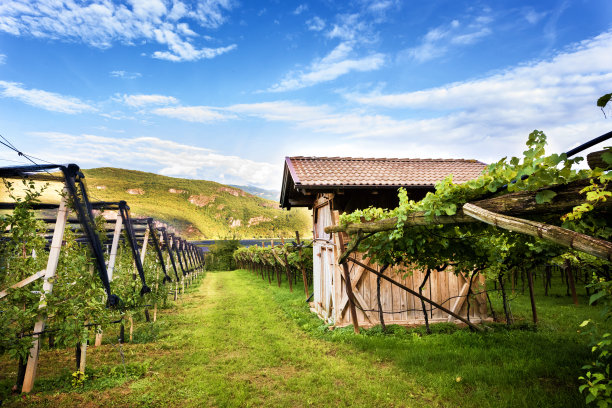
[286,156,487,187]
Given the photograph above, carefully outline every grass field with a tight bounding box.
[0,269,599,407]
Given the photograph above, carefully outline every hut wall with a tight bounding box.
[309,193,489,328]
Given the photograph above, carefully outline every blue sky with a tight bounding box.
[0,0,611,189]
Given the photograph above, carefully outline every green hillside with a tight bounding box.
[1,167,311,239]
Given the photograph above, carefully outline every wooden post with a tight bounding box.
[526,268,538,324]
[79,322,88,374]
[22,190,69,393]
[565,259,579,305]
[95,212,123,347]
[129,316,134,342]
[337,233,360,334]
[140,227,150,264]
[107,212,123,281]
[296,232,309,298]
[140,228,151,321]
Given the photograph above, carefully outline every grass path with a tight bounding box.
[5,271,440,407]
[2,269,594,407]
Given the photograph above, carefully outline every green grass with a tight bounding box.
[1,167,311,239]
[0,269,600,407]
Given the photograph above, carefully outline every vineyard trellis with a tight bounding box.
[233,232,314,298]
[0,163,205,393]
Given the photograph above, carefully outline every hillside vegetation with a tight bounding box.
[1,167,311,239]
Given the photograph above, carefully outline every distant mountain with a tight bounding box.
[0,167,311,240]
[229,185,280,201]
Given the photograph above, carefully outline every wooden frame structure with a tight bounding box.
[0,163,205,392]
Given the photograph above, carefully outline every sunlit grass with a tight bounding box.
[0,269,598,407]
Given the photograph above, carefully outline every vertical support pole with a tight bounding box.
[95,213,122,347]
[526,268,538,324]
[296,232,309,298]
[140,227,150,264]
[22,190,69,393]
[79,321,88,374]
[337,233,360,334]
[565,259,579,305]
[107,213,123,281]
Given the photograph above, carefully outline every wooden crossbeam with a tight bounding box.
[447,274,469,322]
[0,269,46,300]
[462,203,612,261]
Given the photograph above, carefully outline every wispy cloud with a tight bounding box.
[0,54,6,64]
[326,13,374,43]
[155,30,612,163]
[267,42,384,92]
[119,94,179,108]
[152,105,233,122]
[403,11,494,63]
[348,30,612,112]
[523,8,548,24]
[0,0,237,62]
[27,132,278,188]
[293,4,308,15]
[110,70,142,79]
[306,16,325,31]
[0,81,96,114]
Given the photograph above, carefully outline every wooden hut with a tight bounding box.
[280,156,490,328]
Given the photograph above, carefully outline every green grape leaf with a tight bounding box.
[535,190,557,204]
[597,93,612,108]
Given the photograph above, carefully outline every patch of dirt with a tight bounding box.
[258,202,278,209]
[168,188,187,194]
[229,217,242,228]
[126,188,144,195]
[217,204,225,210]
[185,224,199,235]
[188,194,217,207]
[218,187,247,197]
[248,216,271,227]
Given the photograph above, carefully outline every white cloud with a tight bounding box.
[152,105,233,122]
[524,8,548,25]
[403,12,494,62]
[0,81,96,114]
[267,42,384,92]
[306,16,325,31]
[327,14,371,42]
[0,53,5,64]
[119,94,179,107]
[110,70,142,79]
[153,30,612,164]
[347,30,612,112]
[27,132,278,188]
[0,0,237,62]
[293,4,308,15]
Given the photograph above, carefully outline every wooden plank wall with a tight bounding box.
[332,256,489,328]
[308,193,489,328]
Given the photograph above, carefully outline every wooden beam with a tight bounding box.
[0,269,46,300]
[338,233,360,334]
[23,189,69,393]
[106,213,123,281]
[140,227,150,264]
[347,257,484,332]
[325,179,611,235]
[446,275,469,322]
[462,203,612,261]
[587,149,611,170]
